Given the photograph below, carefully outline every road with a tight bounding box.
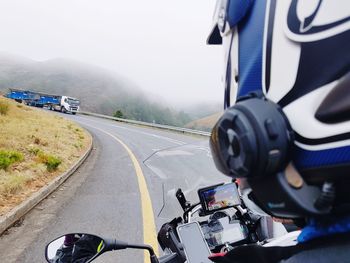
[0,114,228,263]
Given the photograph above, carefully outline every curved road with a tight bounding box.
[0,114,228,263]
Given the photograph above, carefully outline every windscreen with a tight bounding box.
[67,98,80,106]
[143,140,230,222]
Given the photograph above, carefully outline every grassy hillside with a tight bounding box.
[0,97,90,216]
[0,53,192,127]
[185,112,222,132]
[182,102,222,119]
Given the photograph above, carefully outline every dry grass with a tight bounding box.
[0,97,90,215]
[185,112,223,132]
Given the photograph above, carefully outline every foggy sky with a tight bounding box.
[0,0,223,106]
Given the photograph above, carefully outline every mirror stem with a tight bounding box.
[106,240,159,263]
[127,244,159,263]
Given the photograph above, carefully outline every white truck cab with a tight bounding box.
[60,96,80,114]
[50,96,80,114]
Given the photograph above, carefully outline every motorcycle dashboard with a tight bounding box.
[198,183,241,215]
[202,218,249,249]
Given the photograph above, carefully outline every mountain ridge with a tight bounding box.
[0,53,221,127]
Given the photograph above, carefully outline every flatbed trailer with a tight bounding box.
[4,89,80,114]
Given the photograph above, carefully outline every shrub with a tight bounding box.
[0,101,9,115]
[0,150,24,170]
[113,110,124,118]
[45,155,61,172]
[0,157,11,170]
[38,152,61,172]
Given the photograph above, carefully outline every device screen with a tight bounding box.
[177,222,211,263]
[199,183,241,214]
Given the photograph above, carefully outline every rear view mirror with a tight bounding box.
[45,233,104,263]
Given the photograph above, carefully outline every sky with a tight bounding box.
[0,0,223,107]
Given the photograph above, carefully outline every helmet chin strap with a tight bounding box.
[247,170,332,219]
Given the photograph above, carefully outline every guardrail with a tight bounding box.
[78,111,211,137]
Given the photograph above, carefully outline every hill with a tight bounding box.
[182,102,222,119]
[185,112,222,132]
[0,53,192,127]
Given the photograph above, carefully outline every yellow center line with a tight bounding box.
[86,125,159,263]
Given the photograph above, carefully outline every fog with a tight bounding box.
[0,0,223,107]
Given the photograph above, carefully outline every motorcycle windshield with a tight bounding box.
[144,140,230,221]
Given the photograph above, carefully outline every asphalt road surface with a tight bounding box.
[0,114,228,263]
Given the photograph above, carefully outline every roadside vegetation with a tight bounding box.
[0,150,23,170]
[0,100,9,115]
[0,97,90,216]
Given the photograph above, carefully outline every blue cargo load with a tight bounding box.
[4,89,61,107]
[5,90,33,100]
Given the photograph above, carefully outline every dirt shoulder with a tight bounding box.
[0,97,91,216]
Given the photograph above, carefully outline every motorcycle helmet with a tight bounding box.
[208,0,350,219]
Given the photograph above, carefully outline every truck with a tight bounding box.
[4,89,80,114]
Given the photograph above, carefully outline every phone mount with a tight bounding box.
[176,189,191,211]
[176,188,202,223]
